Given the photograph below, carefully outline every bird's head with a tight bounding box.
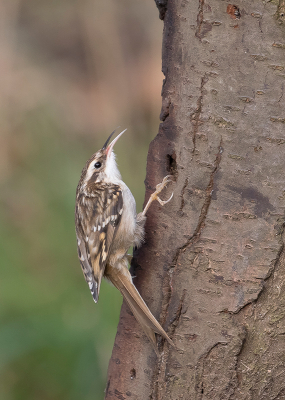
[80,129,126,188]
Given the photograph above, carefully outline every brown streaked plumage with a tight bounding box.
[75,129,174,354]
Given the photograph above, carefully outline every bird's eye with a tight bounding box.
[94,162,101,169]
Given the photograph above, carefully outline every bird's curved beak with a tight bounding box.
[103,129,127,157]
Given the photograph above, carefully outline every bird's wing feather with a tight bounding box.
[75,184,123,301]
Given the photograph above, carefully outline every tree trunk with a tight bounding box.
[105,1,285,399]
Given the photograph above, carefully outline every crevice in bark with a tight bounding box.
[230,224,285,396]
[151,291,186,400]
[150,139,223,399]
[195,328,247,399]
[154,0,168,20]
[179,177,188,212]
[278,83,284,102]
[195,0,205,39]
[167,138,223,315]
[168,289,186,332]
[217,237,284,316]
[160,98,171,121]
[195,341,228,398]
[181,137,223,250]
[259,18,263,33]
[114,388,126,400]
[166,152,178,178]
[162,138,223,322]
[229,329,248,399]
[191,75,208,153]
[275,0,285,24]
[249,223,284,303]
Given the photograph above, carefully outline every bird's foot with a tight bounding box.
[142,175,173,216]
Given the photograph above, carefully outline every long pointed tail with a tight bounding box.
[104,262,175,355]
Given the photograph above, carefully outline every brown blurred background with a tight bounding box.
[0,1,162,399]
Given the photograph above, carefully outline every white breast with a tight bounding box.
[103,150,137,256]
[110,180,137,261]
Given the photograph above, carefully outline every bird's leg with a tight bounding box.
[142,175,173,216]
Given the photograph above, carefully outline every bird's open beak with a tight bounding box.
[103,129,127,157]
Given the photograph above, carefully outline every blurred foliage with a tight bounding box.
[0,1,162,399]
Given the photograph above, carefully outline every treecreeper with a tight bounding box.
[75,129,175,355]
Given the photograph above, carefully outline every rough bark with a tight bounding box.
[105,1,285,399]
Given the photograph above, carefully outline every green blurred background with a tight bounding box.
[0,1,162,399]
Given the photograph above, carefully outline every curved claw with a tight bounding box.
[156,192,173,206]
[155,175,173,192]
[142,175,173,216]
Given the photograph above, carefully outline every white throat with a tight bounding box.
[104,151,122,183]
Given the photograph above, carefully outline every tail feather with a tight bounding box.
[105,263,175,355]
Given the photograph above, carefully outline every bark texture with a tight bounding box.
[106,1,285,399]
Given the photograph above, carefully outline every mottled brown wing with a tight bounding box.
[75,185,123,302]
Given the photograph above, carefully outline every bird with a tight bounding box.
[75,129,174,355]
